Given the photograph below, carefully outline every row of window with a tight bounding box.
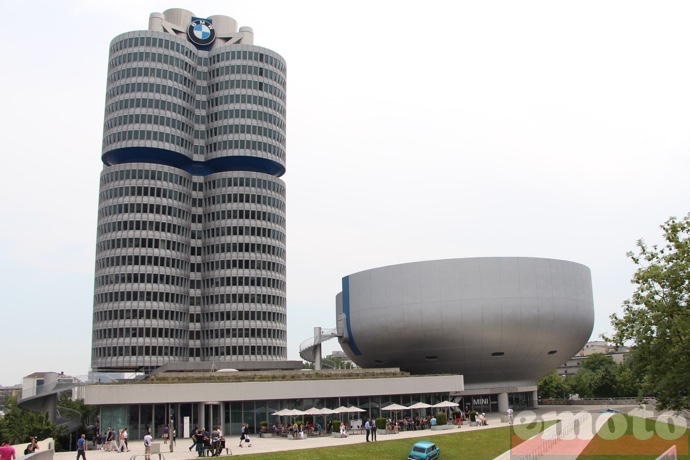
[108,63,195,91]
[93,345,189,358]
[210,48,286,74]
[104,129,194,150]
[105,96,194,120]
[205,122,285,148]
[95,291,285,307]
[105,112,193,137]
[201,225,285,243]
[100,185,190,204]
[201,327,285,340]
[107,81,194,106]
[207,77,286,104]
[97,235,185,251]
[96,254,189,271]
[101,168,190,187]
[96,271,284,292]
[99,202,190,220]
[95,327,189,340]
[204,193,285,211]
[204,138,285,160]
[98,220,189,239]
[95,272,188,289]
[95,290,189,305]
[109,51,195,83]
[199,293,286,307]
[111,34,197,63]
[204,176,285,196]
[200,242,287,261]
[204,310,285,323]
[201,345,286,358]
[203,209,287,229]
[93,344,287,359]
[93,308,286,325]
[208,94,285,119]
[95,306,187,322]
[209,64,285,90]
[206,106,286,131]
[207,78,285,103]
[94,325,286,341]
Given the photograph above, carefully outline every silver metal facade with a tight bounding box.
[92,10,287,372]
[336,257,594,386]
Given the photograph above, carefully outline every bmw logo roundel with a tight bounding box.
[187,18,215,46]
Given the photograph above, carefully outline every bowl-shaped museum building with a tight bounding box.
[336,257,594,412]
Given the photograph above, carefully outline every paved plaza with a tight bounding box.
[51,408,578,459]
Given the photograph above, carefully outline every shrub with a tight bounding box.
[332,420,342,432]
[470,410,477,422]
[375,417,386,430]
[436,412,447,425]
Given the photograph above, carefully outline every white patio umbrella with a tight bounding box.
[432,401,459,408]
[382,403,408,411]
[407,402,432,409]
[347,406,365,413]
[382,403,407,422]
[271,409,292,416]
[303,407,324,415]
[432,401,460,421]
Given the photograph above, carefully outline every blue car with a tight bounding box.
[408,441,440,460]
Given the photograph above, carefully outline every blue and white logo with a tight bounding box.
[187,18,215,47]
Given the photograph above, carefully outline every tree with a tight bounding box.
[537,371,566,399]
[607,214,690,410]
[0,395,60,445]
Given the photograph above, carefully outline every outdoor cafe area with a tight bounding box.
[267,400,463,438]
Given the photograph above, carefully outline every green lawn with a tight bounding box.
[240,423,555,459]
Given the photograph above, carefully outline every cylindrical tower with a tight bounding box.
[92,10,287,372]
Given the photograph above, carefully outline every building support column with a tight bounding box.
[198,403,205,430]
[532,389,539,409]
[313,327,322,370]
[497,392,509,414]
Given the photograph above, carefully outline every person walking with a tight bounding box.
[371,419,377,441]
[507,407,514,425]
[0,439,16,460]
[189,426,198,451]
[364,418,371,442]
[122,428,129,452]
[143,431,153,460]
[76,434,87,460]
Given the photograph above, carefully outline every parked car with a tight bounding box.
[408,441,440,460]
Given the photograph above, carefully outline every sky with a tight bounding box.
[1,0,689,386]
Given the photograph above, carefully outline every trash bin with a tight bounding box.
[151,443,161,454]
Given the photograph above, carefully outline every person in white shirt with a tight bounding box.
[143,431,153,460]
[507,408,514,425]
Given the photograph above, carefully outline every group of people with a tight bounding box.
[364,418,378,442]
[189,425,228,456]
[97,428,130,452]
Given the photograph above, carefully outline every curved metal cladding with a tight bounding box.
[92,11,287,372]
[336,257,594,385]
[102,31,198,167]
[92,164,193,370]
[206,45,286,176]
[200,172,287,361]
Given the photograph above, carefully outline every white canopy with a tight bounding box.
[407,402,432,409]
[432,401,459,408]
[381,403,408,411]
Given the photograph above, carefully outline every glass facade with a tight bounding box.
[99,392,452,439]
